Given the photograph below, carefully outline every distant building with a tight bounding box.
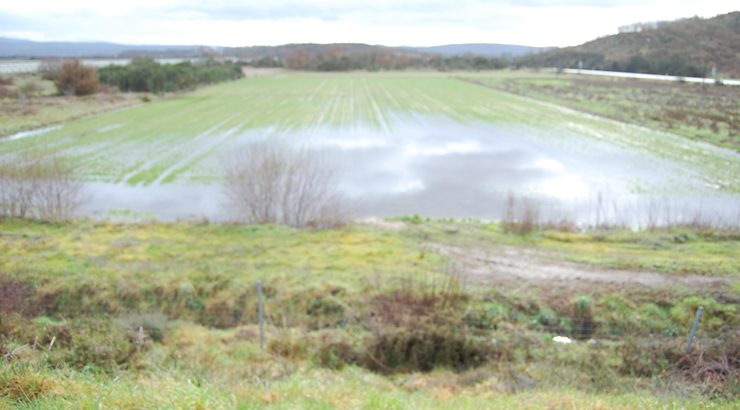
[618,21,661,33]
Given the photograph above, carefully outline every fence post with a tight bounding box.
[685,305,703,354]
[256,280,265,350]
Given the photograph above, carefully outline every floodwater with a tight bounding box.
[78,115,740,226]
[0,58,199,74]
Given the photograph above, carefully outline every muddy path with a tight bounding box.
[422,242,734,291]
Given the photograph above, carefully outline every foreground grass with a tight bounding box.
[1,72,737,191]
[1,365,731,409]
[1,218,738,408]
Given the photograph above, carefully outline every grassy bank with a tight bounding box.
[1,219,737,408]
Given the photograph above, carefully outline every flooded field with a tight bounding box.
[2,73,738,225]
[77,115,738,225]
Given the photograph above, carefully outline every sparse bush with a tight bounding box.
[502,192,541,235]
[0,153,84,221]
[38,58,64,81]
[571,295,595,339]
[673,331,740,398]
[54,60,99,96]
[363,279,493,373]
[223,141,349,228]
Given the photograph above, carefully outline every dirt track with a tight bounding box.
[423,243,733,290]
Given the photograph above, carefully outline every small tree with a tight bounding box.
[222,141,349,228]
[0,153,84,221]
[54,60,99,96]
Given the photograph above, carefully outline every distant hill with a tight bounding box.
[0,37,537,62]
[0,37,204,58]
[414,43,547,57]
[518,11,740,77]
[222,43,423,60]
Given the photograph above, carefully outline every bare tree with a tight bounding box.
[222,141,349,228]
[0,153,84,221]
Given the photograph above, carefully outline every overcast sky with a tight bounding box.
[0,0,735,47]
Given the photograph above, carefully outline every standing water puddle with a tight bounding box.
[80,115,739,226]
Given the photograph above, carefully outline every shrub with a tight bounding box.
[0,153,84,221]
[97,57,242,93]
[222,141,349,228]
[571,295,595,339]
[366,322,492,373]
[54,60,99,96]
[362,280,492,373]
[502,192,540,235]
[619,337,683,377]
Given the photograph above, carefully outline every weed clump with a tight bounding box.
[364,280,492,373]
[0,366,53,402]
[571,295,596,339]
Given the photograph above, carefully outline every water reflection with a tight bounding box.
[80,115,739,225]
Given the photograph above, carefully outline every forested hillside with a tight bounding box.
[519,11,739,77]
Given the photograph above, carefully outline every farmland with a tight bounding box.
[1,72,738,188]
[1,70,740,408]
[472,71,740,151]
[1,71,739,224]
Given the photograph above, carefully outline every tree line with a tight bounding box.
[248,47,509,72]
[97,56,243,93]
[39,57,244,96]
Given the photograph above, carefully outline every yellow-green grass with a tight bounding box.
[0,73,144,138]
[1,219,738,408]
[1,72,738,191]
[468,70,740,151]
[400,218,740,277]
[2,364,733,409]
[0,219,443,324]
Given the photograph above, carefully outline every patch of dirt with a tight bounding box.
[356,217,407,231]
[424,243,732,290]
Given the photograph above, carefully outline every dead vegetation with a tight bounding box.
[222,141,350,228]
[0,153,84,221]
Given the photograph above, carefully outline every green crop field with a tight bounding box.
[471,71,740,151]
[2,72,738,191]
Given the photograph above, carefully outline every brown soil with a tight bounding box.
[423,242,733,291]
